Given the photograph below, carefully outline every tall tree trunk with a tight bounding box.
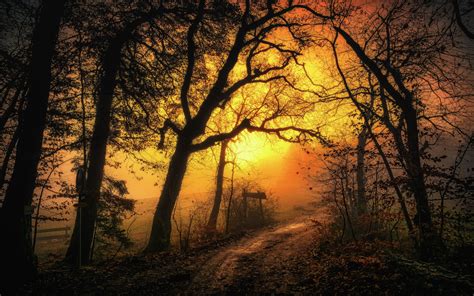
[66,14,157,264]
[207,139,229,231]
[356,126,368,215]
[65,32,128,265]
[146,136,192,251]
[403,103,438,259]
[0,0,65,289]
[225,160,235,234]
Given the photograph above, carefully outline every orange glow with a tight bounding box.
[230,131,291,164]
[52,10,360,209]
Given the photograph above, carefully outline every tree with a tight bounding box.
[65,3,176,265]
[0,0,66,289]
[335,26,440,258]
[355,125,368,215]
[207,139,229,231]
[330,42,415,235]
[146,1,331,251]
[91,176,136,260]
[205,85,289,232]
[325,0,472,259]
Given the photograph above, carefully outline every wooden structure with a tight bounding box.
[242,191,267,224]
[243,192,267,200]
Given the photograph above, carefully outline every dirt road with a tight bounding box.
[186,208,329,294]
[32,205,472,295]
[31,207,329,295]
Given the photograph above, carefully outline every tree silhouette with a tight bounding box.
[0,0,66,289]
[146,1,331,251]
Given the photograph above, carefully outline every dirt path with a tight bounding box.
[186,208,329,294]
[31,205,473,295]
[30,207,329,295]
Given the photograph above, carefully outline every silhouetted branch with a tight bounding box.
[190,119,250,152]
[179,0,205,122]
[158,119,181,149]
[248,124,330,146]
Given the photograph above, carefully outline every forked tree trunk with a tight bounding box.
[146,136,192,251]
[0,0,65,289]
[207,139,229,231]
[145,1,246,251]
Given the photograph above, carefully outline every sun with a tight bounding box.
[230,131,290,164]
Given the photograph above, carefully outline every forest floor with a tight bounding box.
[27,206,473,295]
